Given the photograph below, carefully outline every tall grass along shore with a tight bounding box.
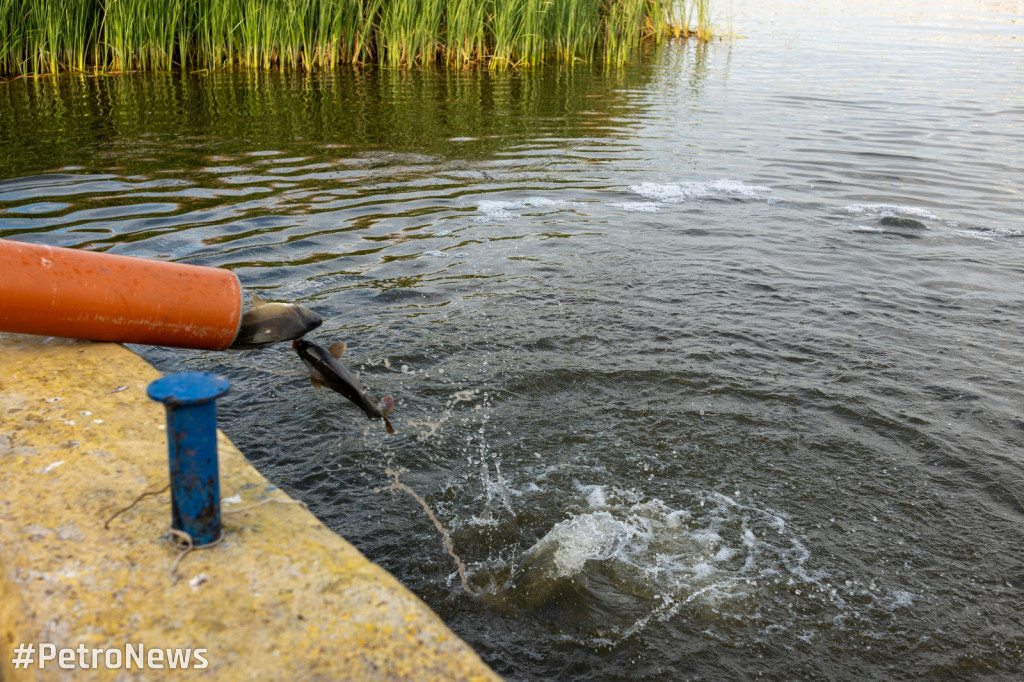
[0,0,713,75]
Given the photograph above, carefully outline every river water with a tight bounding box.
[2,0,1022,678]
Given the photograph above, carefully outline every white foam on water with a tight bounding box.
[714,546,739,563]
[853,225,886,232]
[954,227,1024,241]
[704,179,774,198]
[584,485,608,509]
[665,509,691,527]
[609,201,663,213]
[622,182,696,200]
[475,197,585,221]
[472,181,775,223]
[844,204,940,221]
[529,510,638,577]
[477,200,519,221]
[628,179,775,205]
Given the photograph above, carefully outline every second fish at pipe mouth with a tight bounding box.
[230,294,323,350]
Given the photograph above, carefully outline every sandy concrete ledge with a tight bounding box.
[0,334,500,681]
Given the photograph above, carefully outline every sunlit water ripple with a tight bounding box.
[1,0,1022,678]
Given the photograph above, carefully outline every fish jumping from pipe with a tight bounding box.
[230,293,323,350]
[293,337,395,434]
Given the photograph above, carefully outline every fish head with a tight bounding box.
[292,304,323,334]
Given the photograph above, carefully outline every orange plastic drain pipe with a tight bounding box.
[0,240,243,350]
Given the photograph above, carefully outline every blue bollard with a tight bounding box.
[147,372,230,547]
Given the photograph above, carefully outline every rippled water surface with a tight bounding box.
[2,0,1023,678]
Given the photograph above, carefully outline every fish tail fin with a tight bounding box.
[380,396,395,434]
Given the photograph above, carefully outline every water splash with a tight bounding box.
[479,486,906,649]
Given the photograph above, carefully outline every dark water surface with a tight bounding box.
[2,0,1023,678]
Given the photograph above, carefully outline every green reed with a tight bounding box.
[104,0,186,72]
[549,0,600,65]
[676,0,711,40]
[379,0,445,66]
[0,0,20,73]
[0,0,716,76]
[2,0,101,74]
[443,0,487,68]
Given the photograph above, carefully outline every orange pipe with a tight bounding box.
[0,240,243,350]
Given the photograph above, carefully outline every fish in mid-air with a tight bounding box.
[293,337,395,434]
[230,294,323,350]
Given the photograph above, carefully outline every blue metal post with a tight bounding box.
[147,372,230,547]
